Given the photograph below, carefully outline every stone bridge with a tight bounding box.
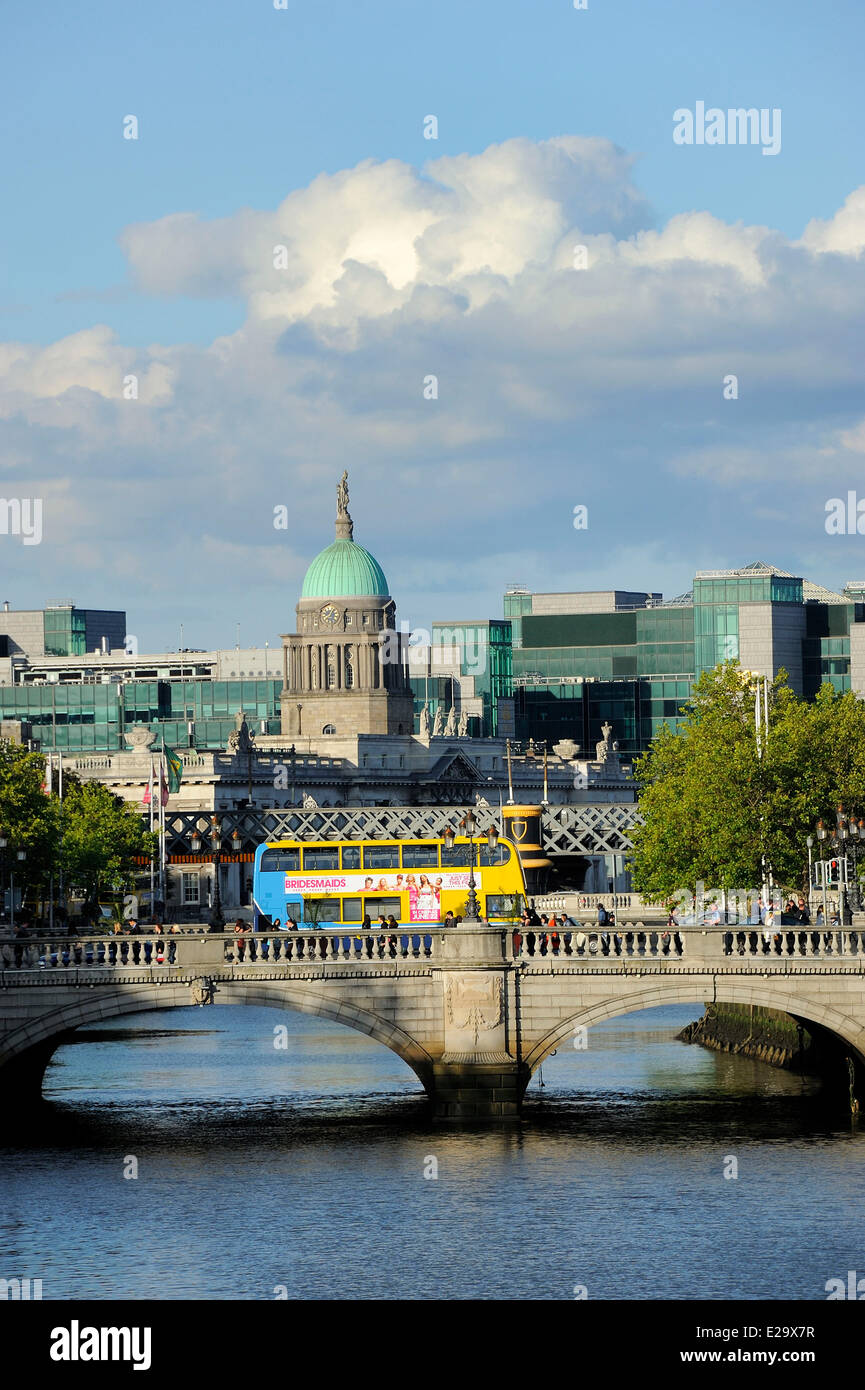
[2,924,865,1119]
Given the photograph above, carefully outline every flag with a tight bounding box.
[160,761,169,807]
[164,746,184,795]
[143,756,153,807]
[42,751,52,795]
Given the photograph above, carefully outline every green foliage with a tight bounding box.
[630,664,865,900]
[59,779,158,910]
[0,741,60,887]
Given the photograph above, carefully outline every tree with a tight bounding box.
[630,663,865,902]
[0,741,60,905]
[60,779,158,916]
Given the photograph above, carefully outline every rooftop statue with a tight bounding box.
[337,469,350,516]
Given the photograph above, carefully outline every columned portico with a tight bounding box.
[280,473,413,739]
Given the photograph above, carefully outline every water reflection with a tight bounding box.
[1,1004,862,1300]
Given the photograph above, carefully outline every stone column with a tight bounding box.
[431,926,528,1120]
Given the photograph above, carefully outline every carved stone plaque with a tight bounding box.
[442,970,508,1058]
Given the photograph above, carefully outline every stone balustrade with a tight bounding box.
[3,923,864,975]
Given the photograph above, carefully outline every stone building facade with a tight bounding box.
[280,473,414,738]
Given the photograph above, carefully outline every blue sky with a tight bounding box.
[2,0,865,649]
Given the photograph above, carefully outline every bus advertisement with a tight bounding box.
[252,834,526,929]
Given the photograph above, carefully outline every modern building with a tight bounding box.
[0,601,127,678]
[507,562,865,755]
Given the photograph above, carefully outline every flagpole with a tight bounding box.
[148,756,154,924]
[57,750,64,925]
[47,752,54,934]
[159,735,166,916]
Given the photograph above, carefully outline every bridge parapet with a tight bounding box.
[4,923,865,977]
[512,923,865,965]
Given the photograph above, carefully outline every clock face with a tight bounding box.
[320,604,340,628]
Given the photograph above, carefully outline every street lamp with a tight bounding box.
[209,817,224,930]
[189,820,224,929]
[443,812,498,923]
[11,846,25,930]
[848,819,864,914]
[0,829,7,926]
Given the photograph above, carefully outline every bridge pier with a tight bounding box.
[429,1060,528,1120]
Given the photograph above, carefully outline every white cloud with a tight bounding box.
[3,135,865,643]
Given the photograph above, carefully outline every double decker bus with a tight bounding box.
[252,828,526,929]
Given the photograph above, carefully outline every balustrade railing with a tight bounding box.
[513,925,684,960]
[720,928,863,959]
[0,936,178,970]
[2,924,863,973]
[224,930,436,965]
[0,929,438,971]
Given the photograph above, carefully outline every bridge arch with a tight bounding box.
[523,980,865,1077]
[0,982,434,1102]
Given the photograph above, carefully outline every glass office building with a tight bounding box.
[0,679,283,753]
[506,563,865,755]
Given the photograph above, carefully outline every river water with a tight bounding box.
[2,1003,863,1301]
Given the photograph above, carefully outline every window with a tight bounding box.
[345,645,354,688]
[260,849,300,872]
[304,897,342,924]
[363,844,400,869]
[486,893,524,918]
[364,896,402,920]
[479,843,511,866]
[341,897,363,922]
[322,723,336,734]
[303,847,340,871]
[341,845,361,870]
[182,872,200,905]
[402,844,439,868]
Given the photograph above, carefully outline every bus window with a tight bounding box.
[363,844,400,869]
[486,893,523,918]
[304,898,341,924]
[441,842,511,868]
[364,897,402,921]
[342,897,363,922]
[401,844,439,868]
[261,848,300,871]
[303,846,340,871]
[479,843,511,866]
[341,845,361,870]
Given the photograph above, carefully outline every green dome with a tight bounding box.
[301,538,389,599]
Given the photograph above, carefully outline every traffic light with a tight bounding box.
[829,858,841,884]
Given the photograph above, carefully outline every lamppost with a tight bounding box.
[848,818,864,914]
[190,817,224,930]
[816,818,830,925]
[816,807,857,924]
[0,833,26,930]
[443,810,498,923]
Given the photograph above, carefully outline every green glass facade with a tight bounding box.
[427,620,513,736]
[0,679,283,753]
[43,607,87,657]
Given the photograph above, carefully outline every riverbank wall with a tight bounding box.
[678,1003,826,1071]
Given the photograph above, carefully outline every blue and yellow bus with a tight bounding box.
[252,832,526,929]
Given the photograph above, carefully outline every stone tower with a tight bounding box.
[279,473,415,739]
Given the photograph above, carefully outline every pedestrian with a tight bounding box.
[597,901,608,928]
[442,910,456,928]
[386,913,399,956]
